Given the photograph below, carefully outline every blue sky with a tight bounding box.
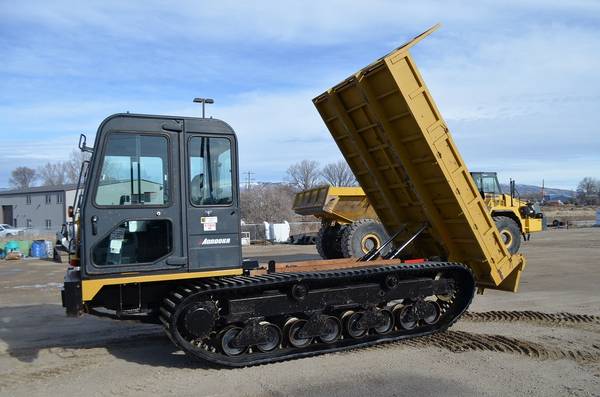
[1,1,599,189]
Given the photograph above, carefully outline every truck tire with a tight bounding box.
[340,219,390,258]
[316,224,344,259]
[494,216,521,254]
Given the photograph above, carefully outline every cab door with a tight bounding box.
[184,119,241,271]
[81,115,185,276]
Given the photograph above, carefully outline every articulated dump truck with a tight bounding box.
[61,25,525,366]
[293,178,544,259]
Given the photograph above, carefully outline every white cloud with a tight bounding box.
[1,1,599,190]
[169,90,342,181]
[4,0,598,48]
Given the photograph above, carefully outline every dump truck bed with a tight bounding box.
[292,186,377,223]
[313,25,525,292]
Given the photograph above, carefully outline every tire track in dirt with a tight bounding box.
[3,310,599,391]
[462,311,600,327]
[400,330,600,364]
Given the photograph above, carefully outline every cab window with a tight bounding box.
[481,176,501,195]
[95,134,169,206]
[473,173,502,195]
[92,220,172,266]
[189,137,233,205]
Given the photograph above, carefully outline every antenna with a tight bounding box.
[193,97,214,118]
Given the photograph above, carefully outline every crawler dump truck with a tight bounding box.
[293,174,543,259]
[62,25,526,366]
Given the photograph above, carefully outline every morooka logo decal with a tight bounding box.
[201,238,231,245]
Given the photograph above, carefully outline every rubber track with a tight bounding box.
[463,311,600,326]
[159,261,475,367]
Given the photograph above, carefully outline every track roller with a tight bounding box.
[286,318,313,348]
[318,316,342,343]
[374,309,394,334]
[396,305,418,330]
[256,322,282,353]
[219,326,246,356]
[343,311,368,339]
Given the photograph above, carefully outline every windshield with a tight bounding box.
[472,172,502,195]
[95,134,169,206]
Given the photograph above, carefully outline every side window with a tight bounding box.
[92,220,172,266]
[95,134,169,206]
[189,137,233,205]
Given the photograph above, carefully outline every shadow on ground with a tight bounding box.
[0,304,209,369]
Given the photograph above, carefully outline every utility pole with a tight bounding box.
[244,171,255,190]
[541,179,545,203]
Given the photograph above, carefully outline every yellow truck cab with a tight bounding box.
[470,172,544,253]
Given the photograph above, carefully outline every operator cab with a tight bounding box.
[80,113,242,278]
[470,172,502,198]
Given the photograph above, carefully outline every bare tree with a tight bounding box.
[576,177,599,205]
[9,167,37,189]
[65,149,91,183]
[240,183,296,223]
[38,162,68,186]
[321,160,357,186]
[286,160,321,191]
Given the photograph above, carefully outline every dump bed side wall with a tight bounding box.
[313,48,525,291]
[292,186,379,223]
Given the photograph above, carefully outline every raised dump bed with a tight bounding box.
[313,25,525,292]
[293,185,376,223]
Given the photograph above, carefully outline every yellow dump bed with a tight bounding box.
[292,186,377,223]
[313,25,525,292]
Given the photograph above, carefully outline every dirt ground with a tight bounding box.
[0,228,599,396]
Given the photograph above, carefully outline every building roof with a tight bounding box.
[0,183,78,196]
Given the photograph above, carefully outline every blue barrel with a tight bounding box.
[31,240,47,258]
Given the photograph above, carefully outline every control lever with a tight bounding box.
[384,223,428,260]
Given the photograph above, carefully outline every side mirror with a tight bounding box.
[78,133,94,153]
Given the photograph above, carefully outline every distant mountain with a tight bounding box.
[499,183,575,198]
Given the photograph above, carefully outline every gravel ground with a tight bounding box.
[0,228,599,396]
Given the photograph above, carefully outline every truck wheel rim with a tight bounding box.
[500,230,512,247]
[360,233,381,254]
